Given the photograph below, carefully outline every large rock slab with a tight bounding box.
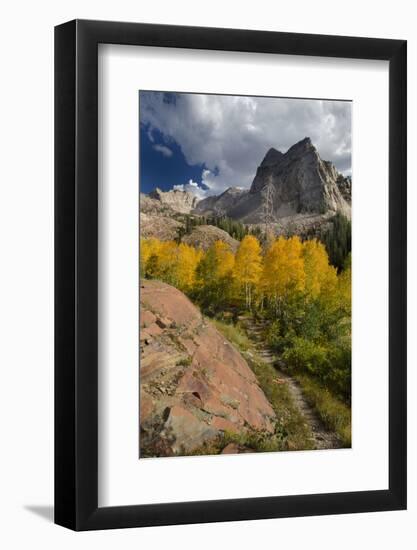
[140,280,276,456]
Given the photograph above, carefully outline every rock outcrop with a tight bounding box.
[148,187,199,214]
[194,186,247,217]
[182,225,239,252]
[336,174,352,204]
[249,138,349,213]
[140,280,276,456]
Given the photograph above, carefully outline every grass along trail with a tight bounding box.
[239,316,342,451]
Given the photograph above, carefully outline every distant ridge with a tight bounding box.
[147,187,199,214]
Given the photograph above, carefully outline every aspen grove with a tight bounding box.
[140,235,351,403]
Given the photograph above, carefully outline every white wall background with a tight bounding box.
[0,1,415,548]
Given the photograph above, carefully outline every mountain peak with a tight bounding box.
[247,138,350,217]
[285,136,315,157]
[261,147,284,167]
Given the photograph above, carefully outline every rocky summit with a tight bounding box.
[194,137,351,224]
[140,279,276,456]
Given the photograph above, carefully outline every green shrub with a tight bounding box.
[282,337,329,376]
[282,336,351,402]
[296,374,351,447]
[212,319,251,351]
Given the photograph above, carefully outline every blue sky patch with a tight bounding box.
[139,123,203,194]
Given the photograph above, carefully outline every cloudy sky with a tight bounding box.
[139,91,351,198]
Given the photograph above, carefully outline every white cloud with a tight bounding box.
[140,92,351,195]
[153,144,173,157]
[147,127,155,143]
[173,179,208,200]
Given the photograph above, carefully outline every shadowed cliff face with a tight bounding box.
[140,280,276,457]
[194,138,351,224]
[193,186,247,217]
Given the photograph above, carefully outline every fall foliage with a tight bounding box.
[234,235,263,309]
[140,234,351,401]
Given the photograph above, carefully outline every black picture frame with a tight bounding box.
[55,19,407,531]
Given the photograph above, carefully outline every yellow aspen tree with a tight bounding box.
[192,241,235,312]
[141,238,163,279]
[151,240,177,282]
[303,239,337,300]
[262,236,305,314]
[194,241,234,287]
[175,243,202,291]
[213,240,235,279]
[234,235,263,309]
[141,238,160,266]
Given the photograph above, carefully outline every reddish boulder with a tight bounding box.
[221,443,241,455]
[140,279,276,457]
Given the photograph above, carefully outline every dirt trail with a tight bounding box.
[240,316,341,450]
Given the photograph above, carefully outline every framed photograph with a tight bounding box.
[55,20,407,530]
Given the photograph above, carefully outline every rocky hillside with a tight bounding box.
[140,212,239,249]
[182,225,239,252]
[194,186,247,217]
[148,187,199,214]
[140,191,240,247]
[195,138,351,224]
[140,280,276,456]
[140,212,183,241]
